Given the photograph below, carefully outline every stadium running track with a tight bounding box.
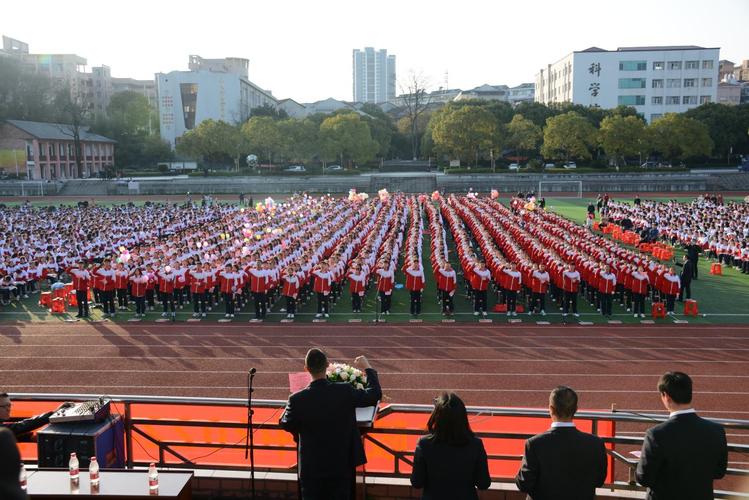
[1,323,748,419]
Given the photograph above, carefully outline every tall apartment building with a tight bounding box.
[156,56,277,149]
[353,47,396,103]
[535,46,719,122]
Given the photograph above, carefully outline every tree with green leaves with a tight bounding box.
[541,111,598,161]
[318,112,378,167]
[277,118,318,163]
[241,116,283,167]
[250,103,288,120]
[430,104,499,166]
[513,101,559,128]
[0,57,55,123]
[506,114,543,160]
[685,103,749,160]
[176,119,244,168]
[647,113,713,162]
[598,115,647,166]
[53,87,92,177]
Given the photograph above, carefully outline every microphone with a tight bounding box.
[611,403,663,423]
[249,367,257,376]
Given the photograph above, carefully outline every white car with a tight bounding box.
[563,162,577,169]
[544,163,556,169]
[508,163,520,171]
[284,165,306,172]
[326,164,343,171]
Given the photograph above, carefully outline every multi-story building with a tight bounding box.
[719,60,735,81]
[111,77,158,108]
[454,83,535,104]
[0,119,115,180]
[535,46,719,122]
[156,56,277,149]
[734,60,749,81]
[718,75,742,105]
[353,47,396,104]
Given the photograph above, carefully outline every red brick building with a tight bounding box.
[0,119,115,180]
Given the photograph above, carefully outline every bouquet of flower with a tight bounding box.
[327,363,368,390]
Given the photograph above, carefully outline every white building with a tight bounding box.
[353,47,396,104]
[156,56,277,149]
[535,46,719,122]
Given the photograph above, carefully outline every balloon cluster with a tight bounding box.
[378,188,389,202]
[490,189,499,200]
[118,246,130,264]
[431,191,441,201]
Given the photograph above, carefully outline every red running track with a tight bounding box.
[1,323,748,418]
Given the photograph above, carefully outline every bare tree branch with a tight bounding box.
[398,71,431,160]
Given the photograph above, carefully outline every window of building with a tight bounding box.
[618,78,647,89]
[683,96,697,105]
[653,61,664,70]
[702,78,712,87]
[652,79,664,88]
[619,61,647,71]
[700,95,711,104]
[666,79,681,88]
[651,114,663,121]
[26,143,33,159]
[666,96,680,105]
[59,144,65,157]
[652,96,663,105]
[668,61,682,70]
[618,95,645,106]
[702,60,713,69]
[685,61,699,70]
[684,78,696,87]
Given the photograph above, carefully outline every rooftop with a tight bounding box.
[6,120,116,143]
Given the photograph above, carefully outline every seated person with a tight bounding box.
[0,428,27,500]
[0,392,72,440]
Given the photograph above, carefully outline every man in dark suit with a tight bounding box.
[636,372,727,500]
[280,348,382,500]
[515,386,607,500]
[0,393,67,439]
[684,240,702,279]
[676,256,694,301]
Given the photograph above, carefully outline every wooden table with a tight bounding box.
[26,469,192,500]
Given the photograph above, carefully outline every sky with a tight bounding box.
[2,0,748,103]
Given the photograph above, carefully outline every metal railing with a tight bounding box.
[10,393,749,499]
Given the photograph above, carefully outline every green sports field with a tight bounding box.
[1,195,747,325]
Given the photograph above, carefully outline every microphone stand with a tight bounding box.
[245,368,256,500]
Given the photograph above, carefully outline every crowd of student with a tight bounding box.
[2,192,744,319]
[604,196,749,273]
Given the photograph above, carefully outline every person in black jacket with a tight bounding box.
[0,428,27,500]
[676,256,694,301]
[0,393,69,440]
[280,349,382,500]
[636,372,727,500]
[684,240,702,279]
[515,386,607,500]
[410,392,490,499]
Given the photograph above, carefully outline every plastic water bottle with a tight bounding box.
[89,456,100,485]
[19,463,27,490]
[148,463,159,491]
[69,452,80,480]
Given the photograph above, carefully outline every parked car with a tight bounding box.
[508,163,520,171]
[284,165,306,172]
[563,162,577,169]
[544,163,556,169]
[739,158,749,172]
[326,164,343,171]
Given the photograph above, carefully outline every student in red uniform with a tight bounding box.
[348,263,367,314]
[598,264,617,319]
[95,260,117,317]
[662,267,681,315]
[562,263,581,318]
[282,266,300,319]
[405,261,425,317]
[503,263,522,317]
[144,264,157,311]
[158,265,177,318]
[249,264,270,321]
[188,266,208,318]
[471,261,491,317]
[376,261,395,316]
[437,263,457,316]
[114,262,130,311]
[68,261,91,319]
[630,266,650,319]
[218,264,237,318]
[530,264,550,316]
[129,268,148,318]
[312,262,332,319]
